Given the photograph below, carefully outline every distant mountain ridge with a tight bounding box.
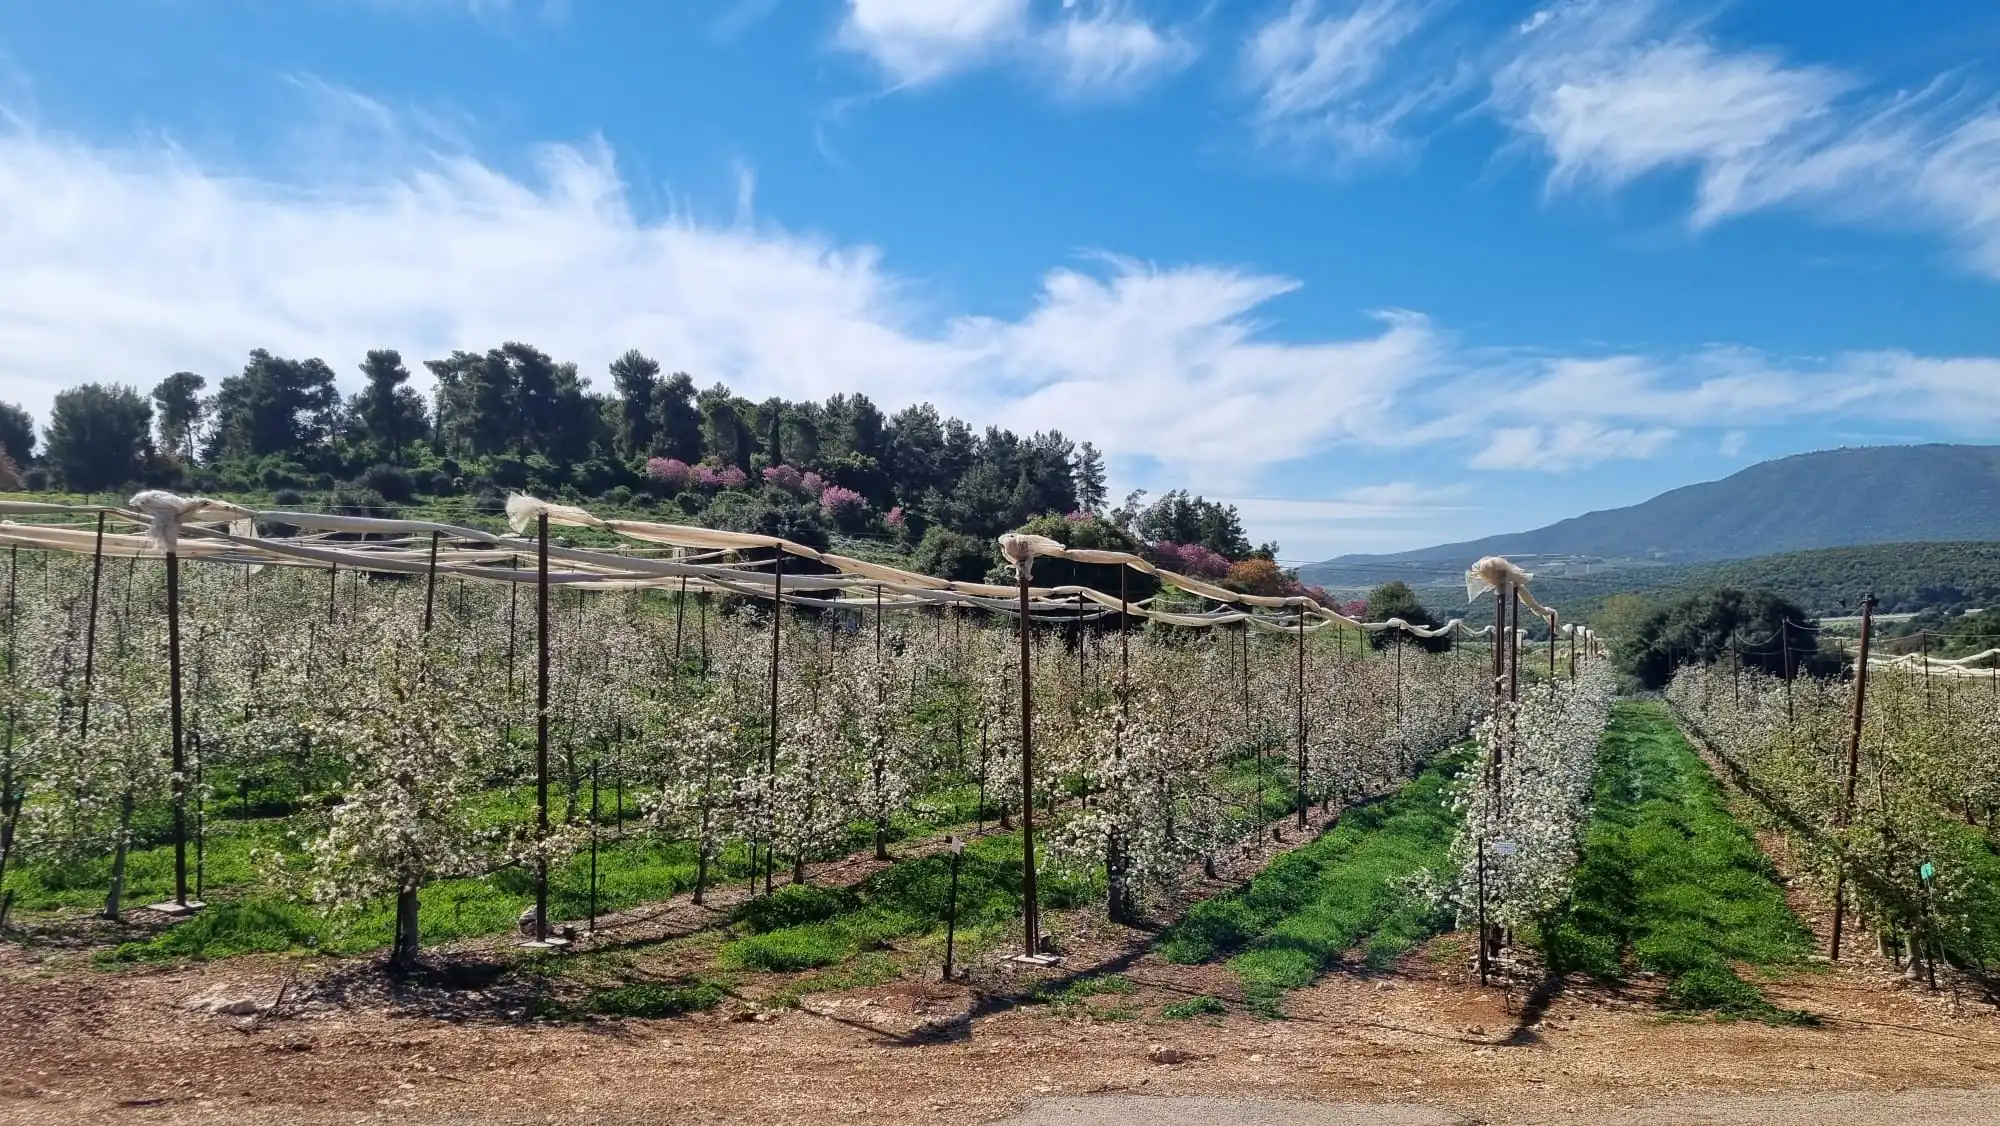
[1530,542,2000,621]
[1302,445,2000,582]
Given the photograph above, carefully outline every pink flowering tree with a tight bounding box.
[1148,541,1230,580]
[800,471,826,495]
[763,464,803,493]
[645,458,692,490]
[884,506,905,529]
[819,484,866,519]
[717,466,748,489]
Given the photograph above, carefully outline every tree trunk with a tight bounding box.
[391,886,421,971]
[104,793,135,921]
[693,808,712,906]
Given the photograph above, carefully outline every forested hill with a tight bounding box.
[1536,542,2000,622]
[0,347,1124,579]
[1307,444,2000,572]
[0,346,1303,594]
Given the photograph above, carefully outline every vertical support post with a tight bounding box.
[506,568,518,697]
[1017,566,1039,958]
[535,513,550,943]
[0,545,18,928]
[166,545,189,907]
[588,756,600,936]
[1508,589,1521,705]
[1831,593,1876,962]
[765,549,783,896]
[943,838,964,980]
[1782,620,1795,722]
[1294,609,1307,830]
[81,514,106,740]
[327,564,338,626]
[1567,621,1576,682]
[422,530,441,632]
[674,576,687,660]
[1547,611,1557,679]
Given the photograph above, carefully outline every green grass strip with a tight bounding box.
[1159,752,1463,1016]
[717,830,1100,975]
[1542,701,1816,1022]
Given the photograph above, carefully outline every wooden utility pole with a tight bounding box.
[1831,593,1876,961]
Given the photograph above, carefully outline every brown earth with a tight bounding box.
[3,918,1996,1126]
[3,744,1995,1126]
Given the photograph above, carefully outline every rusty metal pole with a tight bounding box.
[80,513,106,740]
[674,576,687,660]
[1294,607,1308,829]
[1831,593,1876,961]
[422,530,441,631]
[166,543,189,907]
[535,512,550,942]
[765,550,783,896]
[1017,566,1040,958]
[1509,589,1521,705]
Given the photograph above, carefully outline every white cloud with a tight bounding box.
[837,0,1032,86]
[1718,429,1748,458]
[1240,0,1457,160]
[837,0,1194,96]
[1493,0,2000,277]
[1470,423,1677,471]
[1038,2,1197,96]
[1338,481,1472,506]
[5,93,1997,501]
[0,112,1428,485]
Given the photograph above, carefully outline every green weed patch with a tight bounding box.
[1159,753,1463,1015]
[1543,701,1814,1022]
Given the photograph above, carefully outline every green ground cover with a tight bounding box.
[1541,701,1816,1021]
[1159,752,1464,1016]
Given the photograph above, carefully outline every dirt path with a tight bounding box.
[3,925,1996,1126]
[994,1090,2000,1126]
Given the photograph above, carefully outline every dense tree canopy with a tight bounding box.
[1616,587,1839,690]
[1362,582,1450,653]
[0,401,39,466]
[150,372,206,463]
[3,346,1290,590]
[46,384,153,493]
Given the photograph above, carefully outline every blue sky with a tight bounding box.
[1,0,1997,561]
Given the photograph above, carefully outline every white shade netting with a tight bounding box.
[0,493,1597,641]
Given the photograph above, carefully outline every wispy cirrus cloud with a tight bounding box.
[0,89,1424,487]
[836,0,1195,97]
[1494,0,2000,277]
[1239,0,1462,162]
[2,82,1997,503]
[1470,423,1677,471]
